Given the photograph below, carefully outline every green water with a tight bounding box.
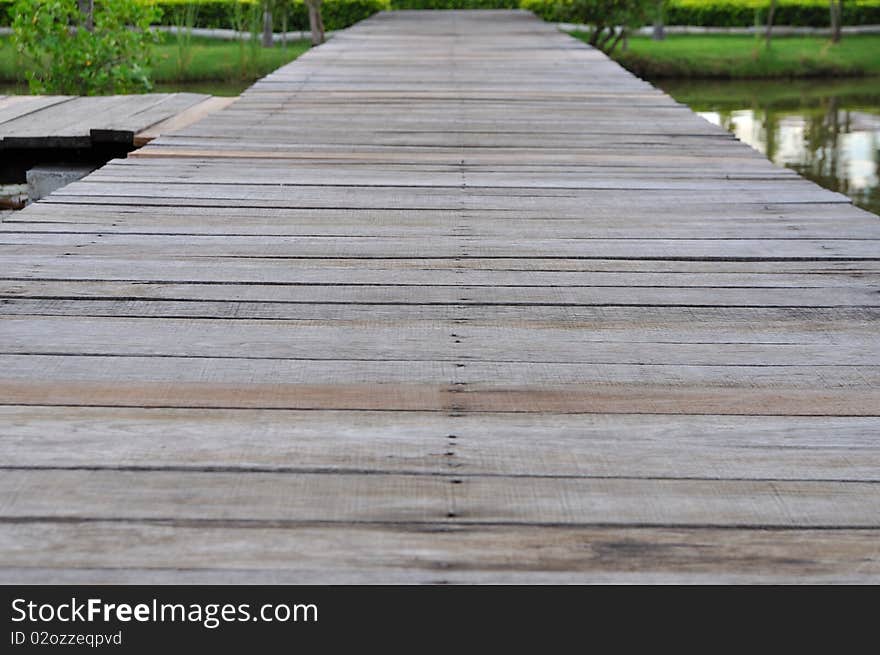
[658,77,880,216]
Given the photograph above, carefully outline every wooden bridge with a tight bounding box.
[1,10,879,583]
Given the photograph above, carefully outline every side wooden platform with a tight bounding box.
[0,93,235,149]
[1,10,879,583]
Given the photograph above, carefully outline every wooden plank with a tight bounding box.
[3,262,880,287]
[2,317,879,364]
[3,253,879,277]
[2,353,879,387]
[98,93,211,134]
[0,93,215,148]
[2,279,877,307]
[2,407,879,481]
[2,355,880,414]
[134,96,239,146]
[3,233,878,259]
[3,299,880,331]
[0,96,74,127]
[1,523,877,583]
[1,469,878,527]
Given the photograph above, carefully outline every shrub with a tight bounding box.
[389,0,519,8]
[4,0,878,30]
[664,0,880,27]
[523,0,652,51]
[11,0,161,94]
[524,0,880,27]
[144,0,387,31]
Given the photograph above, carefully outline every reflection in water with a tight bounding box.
[659,78,880,216]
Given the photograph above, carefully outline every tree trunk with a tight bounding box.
[765,0,777,48]
[77,0,94,32]
[830,0,843,43]
[652,1,665,41]
[316,3,325,40]
[588,25,606,47]
[598,27,618,52]
[607,28,627,54]
[306,0,325,46]
[262,6,273,48]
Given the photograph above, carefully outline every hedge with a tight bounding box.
[523,0,880,28]
[666,0,880,27]
[388,0,519,8]
[0,0,388,30]
[2,0,879,28]
[150,0,389,31]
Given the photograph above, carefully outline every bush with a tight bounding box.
[145,0,387,31]
[12,0,161,94]
[318,0,389,28]
[525,0,880,27]
[4,0,879,29]
[664,0,880,27]
[522,0,652,51]
[521,0,568,20]
[389,0,519,8]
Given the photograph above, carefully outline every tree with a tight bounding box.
[830,0,844,43]
[12,0,160,95]
[262,0,273,48]
[652,0,665,41]
[558,0,652,55]
[765,0,778,49]
[306,0,325,46]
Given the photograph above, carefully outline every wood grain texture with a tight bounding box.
[3,524,878,583]
[0,93,214,149]
[2,10,879,583]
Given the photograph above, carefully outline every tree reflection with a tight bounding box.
[660,79,880,216]
[790,96,845,197]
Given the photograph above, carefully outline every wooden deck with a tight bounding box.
[0,93,234,149]
[1,10,879,583]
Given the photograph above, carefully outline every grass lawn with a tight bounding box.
[0,33,311,92]
[570,33,880,79]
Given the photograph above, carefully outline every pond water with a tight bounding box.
[659,77,880,216]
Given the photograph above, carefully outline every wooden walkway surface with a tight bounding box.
[0,93,233,149]
[1,10,879,583]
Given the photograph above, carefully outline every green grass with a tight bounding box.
[0,33,311,93]
[572,33,880,79]
[151,34,311,83]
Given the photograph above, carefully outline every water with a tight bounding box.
[659,77,880,216]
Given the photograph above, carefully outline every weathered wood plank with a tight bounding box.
[1,469,878,527]
[2,317,879,364]
[0,95,74,127]
[2,355,880,414]
[43,181,851,206]
[3,253,879,277]
[0,93,214,148]
[3,234,878,259]
[3,407,879,481]
[2,523,878,583]
[1,523,878,583]
[3,279,879,307]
